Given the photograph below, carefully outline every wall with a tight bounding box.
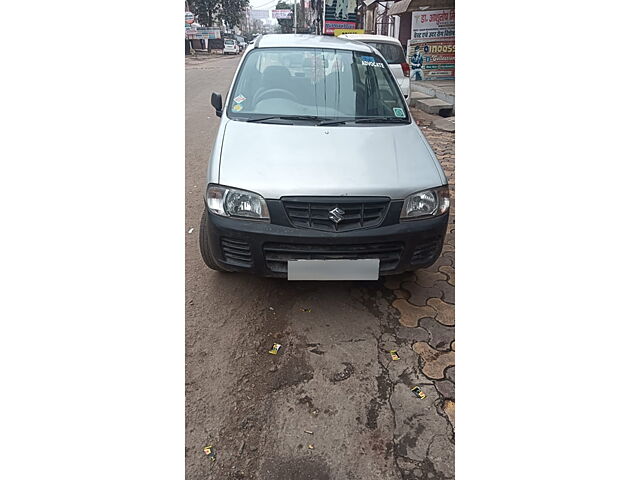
[398,13,412,47]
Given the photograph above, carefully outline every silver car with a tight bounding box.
[200,34,449,280]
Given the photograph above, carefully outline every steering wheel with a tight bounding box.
[254,88,297,104]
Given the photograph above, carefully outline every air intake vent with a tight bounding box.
[410,238,441,265]
[220,238,253,267]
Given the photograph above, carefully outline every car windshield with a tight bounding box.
[227,47,409,123]
[363,42,405,64]
[225,40,234,45]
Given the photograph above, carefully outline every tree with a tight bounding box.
[190,0,220,27]
[218,0,250,30]
[189,0,249,30]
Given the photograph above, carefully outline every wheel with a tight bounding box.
[199,208,230,272]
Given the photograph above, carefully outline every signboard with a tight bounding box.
[185,11,195,25]
[272,9,292,19]
[324,21,357,34]
[333,29,365,36]
[251,9,269,20]
[411,9,454,39]
[186,27,221,39]
[323,0,358,34]
[407,38,455,81]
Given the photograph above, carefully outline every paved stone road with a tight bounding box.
[186,54,455,480]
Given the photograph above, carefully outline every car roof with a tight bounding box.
[339,34,402,46]
[251,34,374,53]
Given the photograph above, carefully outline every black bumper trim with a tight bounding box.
[204,206,448,278]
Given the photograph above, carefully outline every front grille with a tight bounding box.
[263,242,403,273]
[220,238,253,267]
[282,198,389,232]
[410,237,442,265]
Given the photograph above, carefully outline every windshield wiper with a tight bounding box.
[318,116,409,126]
[353,116,410,124]
[317,119,347,126]
[245,115,321,123]
[245,115,409,126]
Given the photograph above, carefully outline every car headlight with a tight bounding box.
[400,186,450,219]
[206,184,270,220]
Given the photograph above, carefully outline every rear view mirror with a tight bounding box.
[211,92,223,117]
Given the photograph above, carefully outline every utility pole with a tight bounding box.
[294,0,297,34]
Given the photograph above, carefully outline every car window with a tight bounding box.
[363,42,405,64]
[227,47,408,121]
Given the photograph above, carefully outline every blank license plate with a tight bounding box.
[287,259,380,281]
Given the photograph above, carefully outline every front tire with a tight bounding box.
[199,208,229,272]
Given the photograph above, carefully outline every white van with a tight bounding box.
[339,34,410,100]
[223,39,239,55]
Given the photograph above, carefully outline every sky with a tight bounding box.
[249,0,291,25]
[249,0,282,10]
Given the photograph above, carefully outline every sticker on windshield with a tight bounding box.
[233,94,246,104]
[393,107,406,118]
[361,55,384,68]
[232,104,243,112]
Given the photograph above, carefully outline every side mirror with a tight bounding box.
[211,92,223,117]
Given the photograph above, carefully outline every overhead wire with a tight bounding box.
[251,0,282,10]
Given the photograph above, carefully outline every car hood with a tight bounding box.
[216,120,446,200]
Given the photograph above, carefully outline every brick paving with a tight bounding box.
[383,112,456,472]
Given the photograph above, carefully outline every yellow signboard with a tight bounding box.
[334,29,365,36]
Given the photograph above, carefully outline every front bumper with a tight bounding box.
[203,202,448,278]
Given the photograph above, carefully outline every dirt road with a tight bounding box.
[185,54,455,480]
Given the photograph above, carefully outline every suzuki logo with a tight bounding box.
[328,207,345,224]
